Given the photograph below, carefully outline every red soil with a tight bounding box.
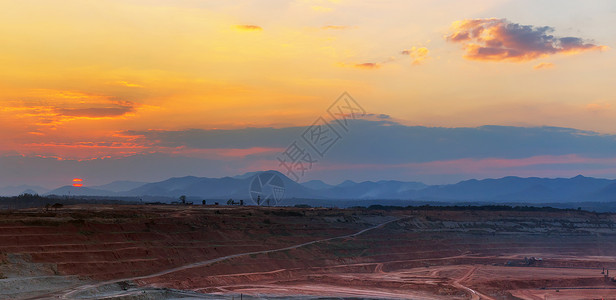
[2,205,616,299]
[0,206,367,281]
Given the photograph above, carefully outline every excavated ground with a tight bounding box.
[2,205,616,299]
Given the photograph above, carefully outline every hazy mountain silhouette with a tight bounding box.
[124,176,203,197]
[587,182,616,202]
[409,175,614,203]
[0,185,49,196]
[322,180,427,199]
[337,180,358,188]
[89,180,148,193]
[301,180,334,190]
[122,171,318,200]
[231,171,262,179]
[35,172,616,204]
[45,186,115,197]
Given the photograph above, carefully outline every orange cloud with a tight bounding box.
[116,81,143,88]
[353,62,380,70]
[586,102,611,113]
[401,46,430,65]
[446,18,607,62]
[56,102,134,118]
[19,140,148,160]
[19,101,134,120]
[235,25,263,31]
[533,62,554,70]
[3,89,138,132]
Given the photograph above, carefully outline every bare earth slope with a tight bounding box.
[2,205,616,299]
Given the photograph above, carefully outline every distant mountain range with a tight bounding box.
[406,175,616,203]
[0,185,50,197]
[3,172,616,204]
[90,180,148,193]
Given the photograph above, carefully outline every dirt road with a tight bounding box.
[452,266,495,300]
[44,216,405,299]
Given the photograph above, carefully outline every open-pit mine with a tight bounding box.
[1,205,616,299]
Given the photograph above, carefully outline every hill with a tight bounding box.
[37,172,616,206]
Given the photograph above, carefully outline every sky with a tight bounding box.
[1,0,615,188]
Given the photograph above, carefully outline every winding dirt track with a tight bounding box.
[452,266,495,300]
[43,216,406,299]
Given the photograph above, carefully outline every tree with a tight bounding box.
[179,195,186,204]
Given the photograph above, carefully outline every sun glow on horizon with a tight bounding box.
[72,178,83,187]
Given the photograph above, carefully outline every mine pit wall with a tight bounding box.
[139,209,616,298]
[2,206,616,299]
[0,206,377,282]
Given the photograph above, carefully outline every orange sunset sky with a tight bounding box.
[1,0,615,187]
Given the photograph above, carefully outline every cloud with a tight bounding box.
[9,121,616,187]
[23,100,135,119]
[124,121,616,164]
[360,113,397,123]
[55,102,135,118]
[3,90,138,131]
[446,18,607,61]
[401,46,430,65]
[533,62,554,70]
[123,127,298,149]
[234,25,263,31]
[586,102,611,113]
[116,81,143,88]
[353,62,380,70]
